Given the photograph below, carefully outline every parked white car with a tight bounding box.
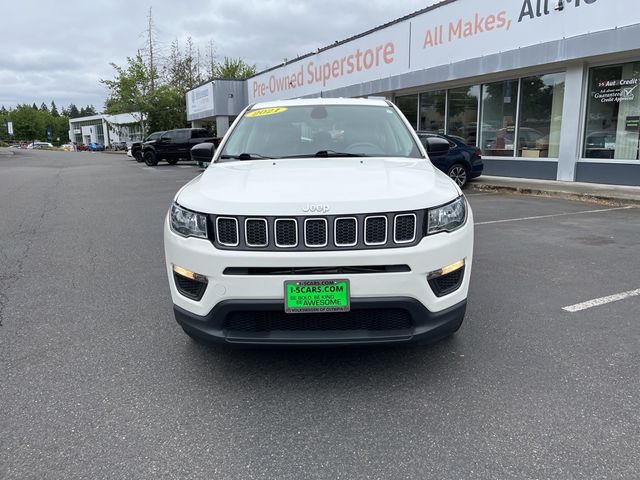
[164,98,474,346]
[27,142,54,149]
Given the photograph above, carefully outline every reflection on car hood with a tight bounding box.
[176,157,459,215]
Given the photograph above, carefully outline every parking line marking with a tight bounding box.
[563,289,640,313]
[476,206,635,225]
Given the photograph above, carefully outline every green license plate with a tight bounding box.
[284,279,350,313]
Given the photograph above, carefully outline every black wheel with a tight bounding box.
[134,151,143,162]
[166,158,179,165]
[447,164,469,188]
[144,150,158,166]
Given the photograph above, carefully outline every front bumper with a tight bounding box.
[165,209,473,345]
[175,297,466,346]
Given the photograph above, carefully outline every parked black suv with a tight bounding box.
[131,131,164,162]
[143,128,215,166]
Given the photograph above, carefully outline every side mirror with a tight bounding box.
[425,137,450,156]
[191,142,216,162]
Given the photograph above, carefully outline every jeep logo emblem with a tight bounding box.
[302,204,330,213]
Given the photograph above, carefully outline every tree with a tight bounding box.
[147,84,188,131]
[39,102,49,113]
[101,17,257,133]
[102,52,153,134]
[79,105,97,117]
[142,7,159,92]
[204,40,216,80]
[51,101,60,117]
[51,115,70,144]
[164,37,202,93]
[10,105,47,141]
[32,103,38,110]
[68,104,80,118]
[0,106,9,142]
[213,57,257,79]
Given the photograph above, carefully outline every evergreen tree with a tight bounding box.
[68,104,80,118]
[213,57,257,79]
[32,103,38,110]
[40,102,49,113]
[51,101,59,117]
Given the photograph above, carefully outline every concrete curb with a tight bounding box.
[0,148,15,156]
[468,182,640,207]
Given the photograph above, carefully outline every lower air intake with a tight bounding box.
[224,309,412,332]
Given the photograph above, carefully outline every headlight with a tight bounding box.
[170,203,208,239]
[427,196,467,235]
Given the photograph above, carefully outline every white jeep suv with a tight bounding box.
[164,98,473,346]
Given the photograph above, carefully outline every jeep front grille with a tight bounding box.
[275,219,298,247]
[209,211,423,251]
[334,217,357,246]
[245,218,268,247]
[394,214,416,243]
[216,217,239,246]
[365,216,387,245]
[304,218,328,247]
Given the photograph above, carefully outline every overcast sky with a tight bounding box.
[1,0,436,111]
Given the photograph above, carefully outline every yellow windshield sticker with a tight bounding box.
[246,107,288,117]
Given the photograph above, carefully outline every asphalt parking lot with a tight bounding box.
[1,150,639,479]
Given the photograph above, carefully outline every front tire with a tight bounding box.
[447,164,469,188]
[134,151,143,162]
[144,150,158,166]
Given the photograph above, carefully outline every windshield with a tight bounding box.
[219,104,423,160]
[146,132,163,141]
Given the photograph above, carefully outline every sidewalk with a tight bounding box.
[0,148,14,156]
[468,175,640,206]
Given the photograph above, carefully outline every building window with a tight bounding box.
[518,73,565,158]
[447,85,479,146]
[419,90,445,133]
[479,80,519,157]
[584,62,640,161]
[396,95,418,130]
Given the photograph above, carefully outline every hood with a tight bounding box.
[176,157,460,216]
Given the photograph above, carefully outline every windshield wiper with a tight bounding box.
[279,150,367,159]
[220,153,275,160]
[315,150,366,157]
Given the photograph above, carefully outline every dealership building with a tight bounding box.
[68,112,144,147]
[186,0,640,186]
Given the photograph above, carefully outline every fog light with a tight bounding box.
[172,265,208,301]
[428,259,466,297]
[172,264,207,283]
[428,259,465,280]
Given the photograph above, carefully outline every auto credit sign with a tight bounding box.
[248,0,638,103]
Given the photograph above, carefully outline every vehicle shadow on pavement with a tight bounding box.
[179,334,467,391]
